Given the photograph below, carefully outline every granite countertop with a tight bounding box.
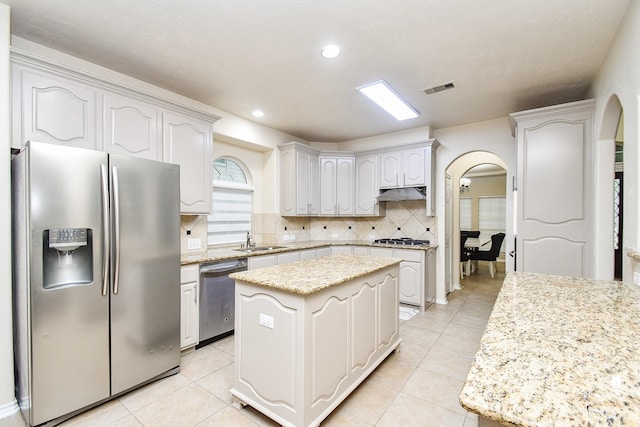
[181,240,437,265]
[459,271,640,426]
[229,254,402,295]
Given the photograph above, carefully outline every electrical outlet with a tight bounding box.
[634,272,640,285]
[187,238,201,250]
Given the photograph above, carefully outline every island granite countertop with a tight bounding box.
[230,254,402,295]
[459,271,640,426]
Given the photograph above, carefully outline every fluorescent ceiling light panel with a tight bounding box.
[357,80,418,121]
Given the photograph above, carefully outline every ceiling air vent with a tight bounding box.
[423,81,455,95]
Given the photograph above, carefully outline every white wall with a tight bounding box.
[432,118,516,303]
[590,0,640,285]
[0,3,16,417]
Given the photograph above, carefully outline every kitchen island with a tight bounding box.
[460,272,640,426]
[229,254,402,427]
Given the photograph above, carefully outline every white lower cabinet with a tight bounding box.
[316,247,332,258]
[331,246,353,255]
[352,246,370,255]
[277,251,301,265]
[299,249,317,260]
[369,247,433,310]
[180,265,199,350]
[248,254,277,270]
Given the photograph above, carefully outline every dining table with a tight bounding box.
[462,237,490,276]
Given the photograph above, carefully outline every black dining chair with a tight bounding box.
[468,233,505,278]
[460,235,470,280]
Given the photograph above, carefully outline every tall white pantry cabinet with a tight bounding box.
[11,49,220,214]
[510,99,595,278]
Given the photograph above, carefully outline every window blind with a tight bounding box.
[460,197,472,230]
[207,187,252,246]
[479,196,506,252]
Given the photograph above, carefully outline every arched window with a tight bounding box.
[207,157,254,246]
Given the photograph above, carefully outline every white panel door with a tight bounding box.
[512,100,594,278]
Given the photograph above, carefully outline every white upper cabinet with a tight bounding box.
[102,93,160,160]
[13,66,98,150]
[163,111,213,215]
[379,146,425,188]
[279,142,320,216]
[355,154,384,216]
[377,140,439,216]
[319,154,354,216]
[402,147,427,186]
[11,52,220,215]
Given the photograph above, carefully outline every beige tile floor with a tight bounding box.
[2,265,504,427]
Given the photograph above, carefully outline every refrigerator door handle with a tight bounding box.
[112,166,121,294]
[100,165,110,296]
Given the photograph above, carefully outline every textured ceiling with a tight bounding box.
[0,0,630,142]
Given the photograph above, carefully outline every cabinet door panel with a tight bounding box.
[320,158,337,215]
[514,101,594,277]
[399,261,421,305]
[402,147,426,186]
[180,282,199,349]
[103,94,160,159]
[336,158,355,215]
[355,155,380,216]
[17,69,97,149]
[379,152,401,188]
[163,112,212,214]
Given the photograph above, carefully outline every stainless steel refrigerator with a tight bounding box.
[12,141,181,426]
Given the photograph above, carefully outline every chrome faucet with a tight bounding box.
[246,231,254,248]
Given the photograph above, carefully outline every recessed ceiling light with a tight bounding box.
[321,44,341,59]
[252,110,265,118]
[356,79,419,121]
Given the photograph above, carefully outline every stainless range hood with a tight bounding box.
[377,186,426,202]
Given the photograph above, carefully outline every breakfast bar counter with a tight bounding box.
[460,272,640,426]
[230,254,402,427]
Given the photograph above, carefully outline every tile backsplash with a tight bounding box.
[181,200,436,254]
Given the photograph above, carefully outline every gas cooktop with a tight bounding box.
[373,238,430,246]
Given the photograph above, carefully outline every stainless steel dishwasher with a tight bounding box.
[197,258,248,348]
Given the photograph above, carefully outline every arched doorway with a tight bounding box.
[596,95,624,280]
[444,152,509,293]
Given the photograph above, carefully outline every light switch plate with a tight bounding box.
[187,238,201,250]
[259,313,274,329]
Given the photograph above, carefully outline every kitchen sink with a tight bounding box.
[233,246,287,253]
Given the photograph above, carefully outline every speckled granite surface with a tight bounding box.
[460,271,640,426]
[230,254,402,295]
[181,240,436,265]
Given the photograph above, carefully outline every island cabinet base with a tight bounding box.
[231,265,400,427]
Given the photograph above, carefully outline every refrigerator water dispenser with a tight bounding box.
[43,228,93,289]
